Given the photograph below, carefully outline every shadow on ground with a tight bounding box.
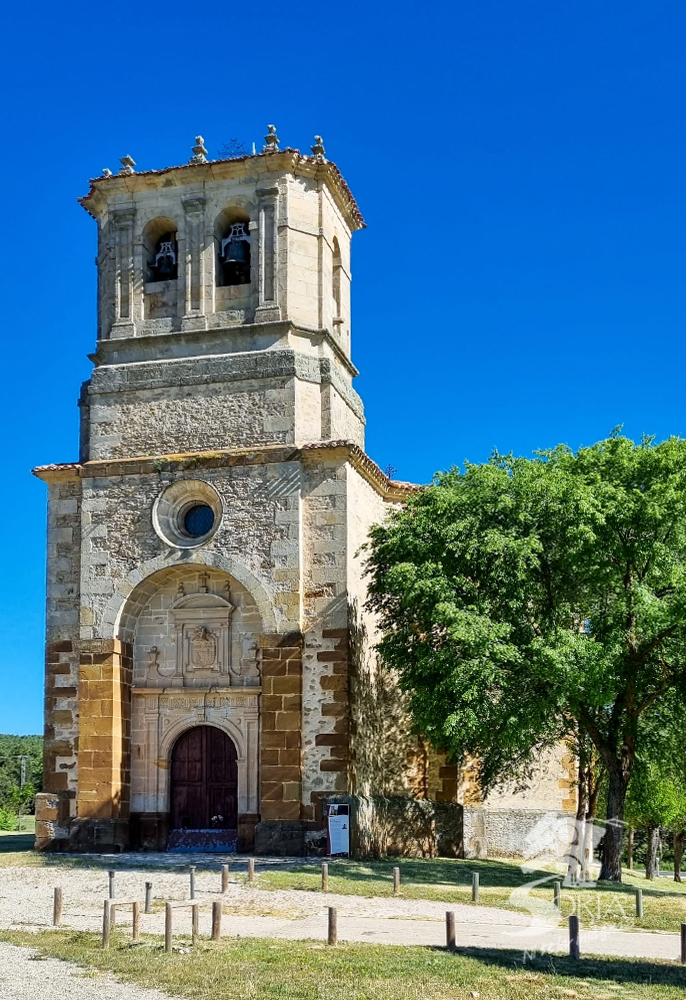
[0,834,34,854]
[442,945,686,987]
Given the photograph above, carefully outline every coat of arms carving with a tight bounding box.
[190,626,218,669]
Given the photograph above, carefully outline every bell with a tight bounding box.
[224,239,249,266]
[151,233,177,281]
[155,253,176,279]
[221,223,250,284]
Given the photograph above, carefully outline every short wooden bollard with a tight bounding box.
[328,906,338,946]
[445,911,456,951]
[553,880,561,910]
[108,870,115,899]
[322,862,329,892]
[145,882,152,914]
[472,872,480,903]
[221,865,229,894]
[165,902,173,953]
[189,866,196,900]
[393,867,401,894]
[569,915,580,960]
[191,903,199,944]
[248,858,255,883]
[102,899,111,949]
[681,923,686,965]
[132,901,140,943]
[53,887,63,926]
[211,900,222,941]
[635,888,643,918]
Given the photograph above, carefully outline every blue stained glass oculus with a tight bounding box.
[184,504,215,537]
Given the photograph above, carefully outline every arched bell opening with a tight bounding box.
[214,206,251,287]
[143,216,179,282]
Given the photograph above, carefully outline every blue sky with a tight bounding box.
[1,1,685,733]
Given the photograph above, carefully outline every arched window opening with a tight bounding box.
[215,208,251,287]
[143,217,178,283]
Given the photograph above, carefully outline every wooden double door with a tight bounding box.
[170,726,238,831]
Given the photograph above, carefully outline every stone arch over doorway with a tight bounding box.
[99,551,277,643]
[119,562,263,851]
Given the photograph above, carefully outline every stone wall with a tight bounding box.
[335,795,463,859]
[82,350,365,462]
[36,474,82,850]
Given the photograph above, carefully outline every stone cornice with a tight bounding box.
[79,149,365,232]
[33,442,420,501]
[90,321,360,380]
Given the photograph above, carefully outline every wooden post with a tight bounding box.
[635,887,643,918]
[569,915,580,960]
[53,887,62,926]
[189,866,196,900]
[211,900,222,941]
[393,867,401,894]
[328,906,338,946]
[221,865,229,894]
[472,872,480,903]
[102,899,111,950]
[553,880,561,910]
[145,882,152,914]
[132,901,140,943]
[446,911,456,951]
[191,903,199,945]
[108,870,115,899]
[681,923,686,965]
[165,902,173,954]
[248,858,255,883]
[322,862,329,892]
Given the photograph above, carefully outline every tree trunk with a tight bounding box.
[627,828,633,870]
[567,748,588,883]
[582,770,601,882]
[645,826,660,879]
[674,831,684,883]
[599,766,627,882]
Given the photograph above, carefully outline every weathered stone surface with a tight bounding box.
[35,137,573,858]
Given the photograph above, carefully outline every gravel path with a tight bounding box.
[0,858,682,963]
[0,941,175,1000]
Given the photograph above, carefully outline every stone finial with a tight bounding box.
[263,124,280,153]
[118,155,136,176]
[102,168,112,177]
[189,135,208,165]
[311,135,326,161]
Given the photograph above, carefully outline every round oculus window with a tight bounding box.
[152,480,222,549]
[183,503,215,538]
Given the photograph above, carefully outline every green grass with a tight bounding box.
[255,858,686,934]
[2,929,685,1000]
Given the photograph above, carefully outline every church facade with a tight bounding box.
[34,131,574,855]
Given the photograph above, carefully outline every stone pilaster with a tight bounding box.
[254,186,281,323]
[255,638,303,854]
[72,638,132,850]
[110,209,136,337]
[181,197,207,330]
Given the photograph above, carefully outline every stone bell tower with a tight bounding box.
[33,127,428,856]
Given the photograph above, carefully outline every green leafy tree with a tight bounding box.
[365,434,686,882]
[625,760,686,879]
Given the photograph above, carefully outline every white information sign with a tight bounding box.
[327,811,350,856]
